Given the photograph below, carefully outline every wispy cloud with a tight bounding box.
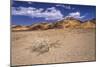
[56,4,75,10]
[12,7,64,20]
[27,1,33,4]
[66,11,86,19]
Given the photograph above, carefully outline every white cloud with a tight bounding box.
[28,1,33,4]
[12,7,63,20]
[56,5,74,9]
[66,11,85,19]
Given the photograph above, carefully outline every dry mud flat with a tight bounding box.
[11,29,96,66]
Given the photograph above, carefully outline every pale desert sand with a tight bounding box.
[11,28,96,66]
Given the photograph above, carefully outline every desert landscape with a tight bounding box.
[11,17,96,66]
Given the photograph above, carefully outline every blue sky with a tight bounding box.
[11,1,96,25]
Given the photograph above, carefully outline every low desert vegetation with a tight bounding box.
[26,38,61,56]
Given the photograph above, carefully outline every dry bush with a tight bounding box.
[26,38,61,56]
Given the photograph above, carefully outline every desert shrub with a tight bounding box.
[26,38,60,56]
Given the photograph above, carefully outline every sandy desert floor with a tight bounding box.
[11,28,96,66]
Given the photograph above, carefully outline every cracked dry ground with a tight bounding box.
[11,29,96,66]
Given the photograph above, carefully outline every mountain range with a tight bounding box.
[12,17,96,31]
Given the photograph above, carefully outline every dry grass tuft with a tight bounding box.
[26,38,61,56]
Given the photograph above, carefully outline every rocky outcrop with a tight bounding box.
[55,17,81,29]
[81,18,96,29]
[12,25,30,31]
[81,21,96,29]
[29,23,54,30]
